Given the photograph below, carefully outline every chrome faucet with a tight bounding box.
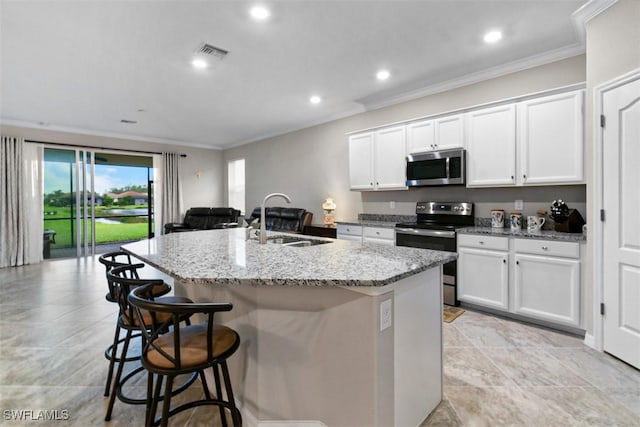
[259,192,292,244]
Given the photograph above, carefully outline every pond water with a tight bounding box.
[104,208,148,216]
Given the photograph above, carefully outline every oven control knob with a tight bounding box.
[453,206,460,212]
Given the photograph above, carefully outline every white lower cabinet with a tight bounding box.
[457,235,509,310]
[457,234,582,329]
[513,239,581,327]
[336,224,362,242]
[337,224,396,245]
[458,247,509,310]
[362,226,395,246]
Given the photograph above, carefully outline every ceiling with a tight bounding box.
[0,0,589,150]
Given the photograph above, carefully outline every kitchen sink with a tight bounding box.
[267,235,333,247]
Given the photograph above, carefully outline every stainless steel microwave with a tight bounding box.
[406,148,466,187]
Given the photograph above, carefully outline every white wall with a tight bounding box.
[223,55,587,223]
[0,125,225,212]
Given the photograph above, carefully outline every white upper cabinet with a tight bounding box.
[407,114,465,154]
[348,132,375,190]
[348,125,407,191]
[434,114,465,150]
[406,119,435,154]
[465,89,584,188]
[518,90,584,185]
[466,104,517,187]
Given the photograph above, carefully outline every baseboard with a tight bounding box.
[241,406,327,427]
[583,333,596,349]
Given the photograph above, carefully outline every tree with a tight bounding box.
[102,195,114,207]
[117,196,134,206]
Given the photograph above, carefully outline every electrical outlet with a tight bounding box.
[380,299,392,331]
[515,199,524,210]
[390,201,396,209]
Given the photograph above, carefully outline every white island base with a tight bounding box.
[173,267,443,427]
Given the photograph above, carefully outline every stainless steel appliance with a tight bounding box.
[395,201,474,306]
[406,148,466,187]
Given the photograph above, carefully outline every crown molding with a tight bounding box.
[0,118,222,151]
[571,0,619,44]
[359,43,586,112]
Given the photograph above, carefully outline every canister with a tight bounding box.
[491,209,504,228]
[510,212,522,232]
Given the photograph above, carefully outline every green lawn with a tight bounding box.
[43,204,148,219]
[44,205,152,247]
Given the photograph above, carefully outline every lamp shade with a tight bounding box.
[322,198,336,211]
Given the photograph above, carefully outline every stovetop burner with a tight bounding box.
[395,222,465,231]
[396,201,475,229]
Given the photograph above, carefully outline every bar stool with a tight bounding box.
[129,283,242,427]
[104,264,194,422]
[99,251,153,397]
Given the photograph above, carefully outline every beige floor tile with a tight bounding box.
[481,347,590,386]
[443,347,515,387]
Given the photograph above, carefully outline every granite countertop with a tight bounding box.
[121,228,456,287]
[458,227,586,242]
[336,219,399,228]
[336,213,415,229]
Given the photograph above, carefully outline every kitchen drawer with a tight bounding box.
[337,224,362,237]
[363,226,395,240]
[457,234,509,251]
[514,238,579,259]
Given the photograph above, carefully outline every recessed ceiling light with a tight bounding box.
[483,30,502,44]
[376,70,391,81]
[191,58,208,69]
[309,95,322,105]
[250,6,270,20]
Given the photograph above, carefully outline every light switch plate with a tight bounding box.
[380,299,392,331]
[515,199,524,210]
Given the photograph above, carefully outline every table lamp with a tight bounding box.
[322,198,336,226]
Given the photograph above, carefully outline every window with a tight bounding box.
[227,158,245,215]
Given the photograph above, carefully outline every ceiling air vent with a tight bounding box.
[197,43,229,60]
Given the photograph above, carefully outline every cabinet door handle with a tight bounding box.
[503,259,506,263]
[479,241,484,244]
[376,182,379,185]
[516,260,520,265]
[523,174,527,179]
[511,175,514,180]
[370,182,373,186]
[376,231,380,235]
[541,246,548,250]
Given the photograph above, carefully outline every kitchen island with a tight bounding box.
[122,228,456,427]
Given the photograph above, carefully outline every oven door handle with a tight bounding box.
[395,228,456,238]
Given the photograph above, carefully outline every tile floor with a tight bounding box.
[1,257,639,426]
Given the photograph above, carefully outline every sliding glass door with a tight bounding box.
[43,147,154,259]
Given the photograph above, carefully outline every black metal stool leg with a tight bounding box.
[213,364,227,427]
[145,371,154,427]
[149,374,164,427]
[160,376,174,427]
[105,329,132,421]
[221,361,242,426]
[104,323,122,396]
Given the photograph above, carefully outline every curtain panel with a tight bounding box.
[160,152,183,233]
[0,136,43,268]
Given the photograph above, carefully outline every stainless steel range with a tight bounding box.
[395,201,474,306]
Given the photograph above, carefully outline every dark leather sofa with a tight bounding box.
[247,207,312,234]
[164,207,241,234]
